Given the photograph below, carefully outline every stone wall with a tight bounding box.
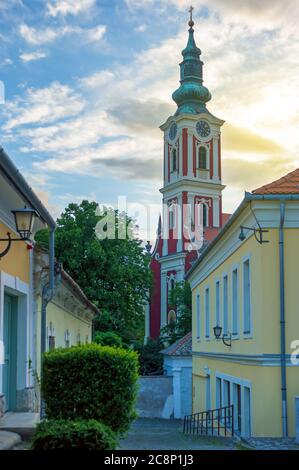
[16,387,39,412]
[137,376,174,419]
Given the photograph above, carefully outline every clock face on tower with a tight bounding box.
[169,122,177,141]
[196,120,211,138]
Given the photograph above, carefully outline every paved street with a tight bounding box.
[119,419,241,450]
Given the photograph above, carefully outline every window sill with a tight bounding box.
[243,332,253,339]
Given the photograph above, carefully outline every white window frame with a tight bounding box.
[204,286,210,340]
[231,264,239,338]
[242,254,252,338]
[196,293,201,340]
[222,273,229,336]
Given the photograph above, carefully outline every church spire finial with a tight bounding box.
[171,11,212,115]
[188,5,194,28]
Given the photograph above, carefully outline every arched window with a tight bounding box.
[197,203,209,227]
[168,310,177,324]
[198,146,207,169]
[203,203,208,227]
[172,149,177,171]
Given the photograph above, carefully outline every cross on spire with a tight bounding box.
[188,5,194,27]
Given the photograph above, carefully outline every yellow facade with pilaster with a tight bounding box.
[188,198,299,438]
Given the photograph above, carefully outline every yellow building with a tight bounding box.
[187,170,299,438]
[0,147,98,416]
[34,247,98,379]
[0,146,55,415]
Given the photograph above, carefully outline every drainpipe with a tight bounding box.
[279,201,288,437]
[40,228,55,419]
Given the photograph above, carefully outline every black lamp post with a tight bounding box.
[213,325,232,347]
[0,206,37,258]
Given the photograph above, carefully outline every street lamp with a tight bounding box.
[213,325,232,347]
[239,225,269,244]
[0,206,37,258]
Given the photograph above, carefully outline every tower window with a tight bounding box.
[197,203,209,227]
[198,147,207,169]
[172,149,177,172]
[203,203,208,227]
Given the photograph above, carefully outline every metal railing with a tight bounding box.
[183,404,234,437]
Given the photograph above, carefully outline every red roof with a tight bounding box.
[161,332,192,356]
[253,168,299,195]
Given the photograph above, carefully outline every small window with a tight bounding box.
[196,294,201,339]
[65,329,70,348]
[205,288,210,338]
[168,310,176,324]
[48,336,55,351]
[172,149,177,172]
[198,147,207,169]
[215,281,220,327]
[243,259,251,334]
[223,275,228,335]
[169,204,176,229]
[232,268,238,335]
[197,203,209,228]
[203,204,208,227]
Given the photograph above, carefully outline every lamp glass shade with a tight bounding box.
[239,226,246,241]
[12,207,37,240]
[213,325,222,339]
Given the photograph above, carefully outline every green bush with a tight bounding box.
[42,344,139,433]
[134,338,164,376]
[94,331,124,348]
[32,419,117,450]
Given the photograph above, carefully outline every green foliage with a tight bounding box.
[42,344,139,433]
[161,281,192,344]
[94,331,125,348]
[35,200,152,343]
[32,419,117,450]
[134,338,164,376]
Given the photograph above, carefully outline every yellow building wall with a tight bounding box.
[35,296,93,376]
[0,221,30,283]
[191,226,299,437]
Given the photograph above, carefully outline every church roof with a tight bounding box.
[161,332,192,356]
[253,168,299,195]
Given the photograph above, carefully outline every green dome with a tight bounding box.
[172,23,211,116]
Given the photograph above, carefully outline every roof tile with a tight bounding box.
[253,168,299,195]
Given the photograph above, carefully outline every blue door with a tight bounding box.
[3,294,18,411]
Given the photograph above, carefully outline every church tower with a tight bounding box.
[147,10,226,340]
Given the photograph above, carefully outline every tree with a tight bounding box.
[161,281,192,344]
[36,200,152,343]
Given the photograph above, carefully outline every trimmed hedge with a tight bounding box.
[42,344,139,433]
[32,419,117,450]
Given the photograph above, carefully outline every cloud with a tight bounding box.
[127,0,299,34]
[19,51,48,62]
[19,23,106,46]
[222,124,284,155]
[47,0,95,17]
[223,154,296,192]
[3,82,85,130]
[2,4,298,210]
[2,58,13,66]
[94,157,162,181]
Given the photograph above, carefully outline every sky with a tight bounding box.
[0,0,298,241]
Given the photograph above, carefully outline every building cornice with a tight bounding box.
[192,351,299,366]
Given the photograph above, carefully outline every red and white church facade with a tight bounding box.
[145,15,230,340]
